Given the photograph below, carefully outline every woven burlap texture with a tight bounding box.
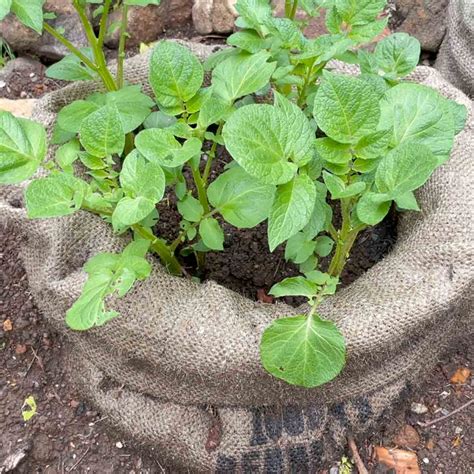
[1,42,473,472]
[436,0,474,97]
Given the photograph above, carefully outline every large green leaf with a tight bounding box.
[268,173,316,251]
[199,217,224,250]
[269,277,317,299]
[25,173,88,218]
[57,100,99,133]
[149,41,203,114]
[260,313,346,387]
[66,241,151,330]
[0,112,46,184]
[79,104,125,158]
[46,50,97,82]
[379,83,456,163]
[212,51,276,104]
[208,166,275,228]
[335,0,386,25]
[223,103,313,185]
[313,72,380,144]
[11,0,43,33]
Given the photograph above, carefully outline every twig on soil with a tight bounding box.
[417,398,473,428]
[66,446,90,472]
[347,434,369,474]
[23,346,42,377]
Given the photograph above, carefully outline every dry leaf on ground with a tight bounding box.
[393,425,421,448]
[375,446,420,473]
[450,367,471,385]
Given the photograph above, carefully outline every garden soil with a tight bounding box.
[1,45,473,473]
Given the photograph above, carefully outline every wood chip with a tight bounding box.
[3,319,13,332]
[375,446,420,473]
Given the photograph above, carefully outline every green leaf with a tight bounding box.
[323,171,366,199]
[285,233,316,264]
[374,33,420,79]
[269,276,317,298]
[235,0,272,34]
[177,194,204,222]
[125,0,161,5]
[335,0,386,26]
[348,17,388,43]
[313,72,380,144]
[113,196,156,227]
[57,100,99,133]
[199,217,224,250]
[11,0,43,33]
[106,85,154,133]
[120,150,165,202]
[135,128,202,167]
[395,191,419,211]
[79,104,125,158]
[314,235,334,257]
[268,174,316,251]
[22,395,37,422]
[65,241,151,331]
[25,173,88,218]
[315,137,351,164]
[46,50,97,81]
[356,192,391,225]
[260,313,346,387]
[0,112,46,184]
[198,94,233,129]
[379,83,456,163]
[149,41,204,114]
[144,110,177,129]
[375,142,438,197]
[208,166,275,228]
[55,139,80,172]
[295,34,353,63]
[212,51,276,104]
[0,0,12,21]
[354,129,391,159]
[442,97,467,135]
[223,103,313,184]
[227,30,268,53]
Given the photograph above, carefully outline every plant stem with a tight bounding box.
[117,3,129,88]
[202,123,223,185]
[191,165,210,214]
[285,0,292,17]
[170,209,218,252]
[289,0,299,20]
[43,22,98,72]
[132,225,183,276]
[98,0,113,49]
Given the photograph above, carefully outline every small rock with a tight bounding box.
[15,343,28,355]
[116,441,124,449]
[410,402,428,414]
[454,426,463,434]
[193,0,236,35]
[393,424,420,448]
[0,80,5,88]
[422,457,429,464]
[0,98,37,118]
[426,438,435,450]
[391,0,449,52]
[3,318,13,331]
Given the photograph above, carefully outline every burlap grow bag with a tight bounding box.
[1,43,473,472]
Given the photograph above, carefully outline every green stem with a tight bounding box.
[289,0,299,20]
[285,0,292,17]
[73,0,117,91]
[132,225,183,276]
[117,3,129,89]
[170,209,218,252]
[202,123,223,185]
[43,22,98,72]
[191,166,210,214]
[98,0,113,49]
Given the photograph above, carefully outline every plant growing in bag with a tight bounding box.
[0,0,467,388]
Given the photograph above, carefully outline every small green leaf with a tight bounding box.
[66,241,151,331]
[149,41,204,113]
[335,0,386,26]
[374,32,421,79]
[11,0,43,33]
[0,112,46,184]
[57,100,99,133]
[0,0,12,21]
[269,276,317,298]
[354,129,391,159]
[285,233,316,264]
[177,194,204,222]
[113,196,156,228]
[22,395,37,422]
[208,166,275,228]
[79,104,125,158]
[212,51,276,104]
[26,173,88,218]
[315,137,351,164]
[227,30,268,53]
[395,191,419,211]
[323,171,366,199]
[234,0,272,34]
[313,72,380,144]
[356,192,391,225]
[46,50,97,81]
[199,217,224,250]
[56,139,80,172]
[268,174,316,251]
[314,235,334,257]
[260,313,346,387]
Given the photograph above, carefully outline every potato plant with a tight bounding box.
[0,0,467,387]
